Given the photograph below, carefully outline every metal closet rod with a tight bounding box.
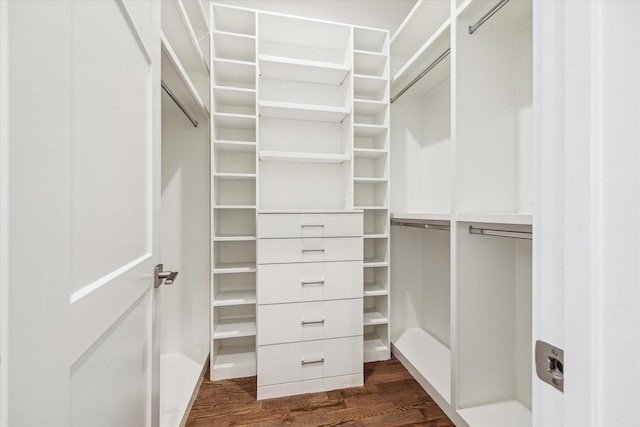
[390,48,451,104]
[469,225,532,240]
[391,219,450,232]
[468,0,511,35]
[161,81,198,128]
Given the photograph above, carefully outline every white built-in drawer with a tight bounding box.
[257,298,362,346]
[257,213,363,239]
[258,237,362,264]
[257,336,363,387]
[257,260,362,304]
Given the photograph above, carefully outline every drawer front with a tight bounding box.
[258,213,363,239]
[257,336,363,387]
[258,261,362,304]
[258,237,362,264]
[257,298,363,346]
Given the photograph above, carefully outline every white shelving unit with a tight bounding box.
[353,26,391,363]
[210,3,258,381]
[389,1,534,426]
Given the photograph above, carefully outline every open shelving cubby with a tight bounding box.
[210,3,258,381]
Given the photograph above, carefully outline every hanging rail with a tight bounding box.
[161,81,198,127]
[469,225,531,240]
[468,0,511,34]
[391,219,450,232]
[390,48,451,104]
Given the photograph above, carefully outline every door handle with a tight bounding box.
[155,264,179,288]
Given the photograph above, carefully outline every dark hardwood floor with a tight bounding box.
[186,356,455,426]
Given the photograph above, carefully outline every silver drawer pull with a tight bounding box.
[301,319,325,325]
[301,224,324,228]
[301,280,325,286]
[301,357,325,366]
[302,249,325,253]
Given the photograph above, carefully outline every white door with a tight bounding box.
[1,1,162,426]
[535,1,640,426]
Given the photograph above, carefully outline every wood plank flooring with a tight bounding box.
[186,356,455,426]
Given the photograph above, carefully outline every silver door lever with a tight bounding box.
[155,264,179,288]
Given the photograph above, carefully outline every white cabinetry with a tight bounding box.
[390,1,533,426]
[210,3,391,387]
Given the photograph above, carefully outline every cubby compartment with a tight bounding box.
[354,27,388,54]
[213,208,256,239]
[213,240,256,273]
[213,272,256,307]
[211,336,256,381]
[212,87,256,115]
[354,51,388,78]
[354,153,388,179]
[212,114,256,142]
[456,221,532,426]
[363,295,389,326]
[259,162,348,210]
[355,181,388,209]
[354,100,388,126]
[354,125,388,150]
[211,3,256,36]
[259,14,351,65]
[212,304,256,339]
[260,78,350,110]
[214,179,256,207]
[363,209,389,237]
[213,146,255,174]
[364,324,390,362]
[212,59,256,90]
[391,0,450,76]
[391,76,451,215]
[363,237,388,266]
[363,266,389,296]
[212,32,256,63]
[455,0,533,214]
[354,76,388,102]
[390,221,451,404]
[260,119,348,159]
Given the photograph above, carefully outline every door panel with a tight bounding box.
[3,1,161,425]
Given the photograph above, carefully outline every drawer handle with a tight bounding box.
[301,224,325,228]
[301,319,325,326]
[302,249,325,253]
[301,280,325,286]
[301,357,325,366]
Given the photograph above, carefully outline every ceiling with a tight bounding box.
[206,0,417,35]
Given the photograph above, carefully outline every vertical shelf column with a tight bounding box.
[210,3,258,381]
[353,26,391,363]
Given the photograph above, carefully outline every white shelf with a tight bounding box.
[354,27,388,54]
[212,317,256,339]
[162,0,208,73]
[213,172,256,181]
[259,100,350,123]
[213,290,256,307]
[364,258,389,268]
[354,75,388,101]
[357,206,388,211]
[213,205,256,210]
[363,309,389,325]
[363,335,390,363]
[212,31,256,63]
[211,345,256,381]
[354,123,388,136]
[160,353,205,427]
[458,401,532,427]
[213,113,256,129]
[354,148,387,159]
[391,212,452,222]
[456,213,533,226]
[354,177,387,184]
[213,235,257,242]
[363,284,388,296]
[214,140,256,152]
[161,34,207,116]
[211,3,255,36]
[213,262,257,274]
[393,328,451,404]
[364,233,389,239]
[259,150,349,164]
[259,55,350,85]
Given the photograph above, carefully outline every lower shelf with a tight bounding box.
[363,334,389,362]
[458,400,532,427]
[160,353,205,427]
[393,327,451,404]
[212,317,256,339]
[211,344,256,381]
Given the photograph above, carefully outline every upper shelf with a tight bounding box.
[259,100,350,123]
[162,0,208,73]
[259,55,350,86]
[161,33,207,116]
[391,0,450,77]
[211,3,256,36]
[354,27,389,54]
